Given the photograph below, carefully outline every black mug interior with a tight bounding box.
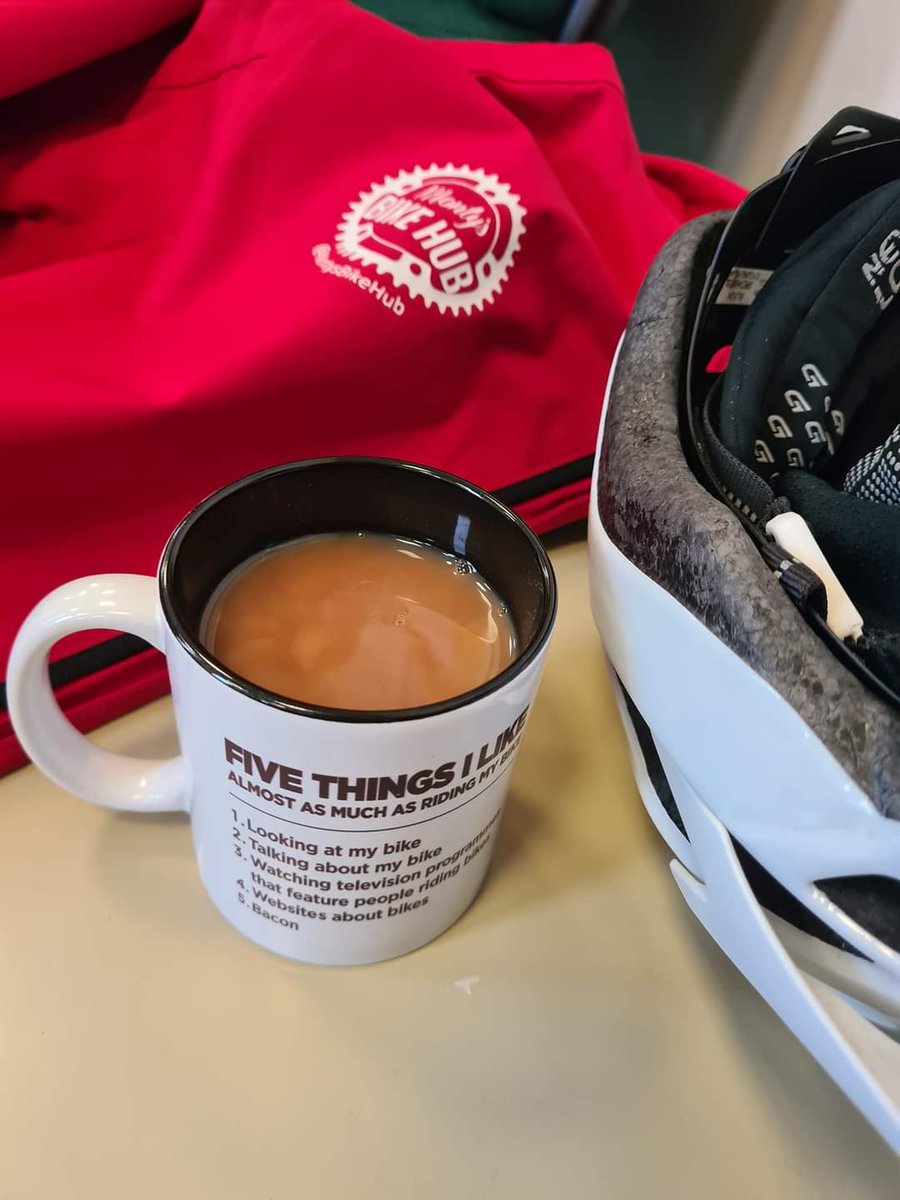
[159,458,557,721]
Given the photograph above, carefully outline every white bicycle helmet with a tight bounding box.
[589,108,900,1150]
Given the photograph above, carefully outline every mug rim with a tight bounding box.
[158,456,557,723]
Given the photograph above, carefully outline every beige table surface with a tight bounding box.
[1,538,898,1198]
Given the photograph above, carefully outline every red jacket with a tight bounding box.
[0,0,744,771]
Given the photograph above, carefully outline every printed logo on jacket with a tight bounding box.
[312,164,526,316]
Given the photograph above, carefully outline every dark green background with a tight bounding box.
[354,0,778,168]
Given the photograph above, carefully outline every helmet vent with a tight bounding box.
[816,876,900,955]
[618,681,687,838]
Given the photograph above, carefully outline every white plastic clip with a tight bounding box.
[766,512,864,642]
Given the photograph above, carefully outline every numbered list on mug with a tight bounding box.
[222,707,528,933]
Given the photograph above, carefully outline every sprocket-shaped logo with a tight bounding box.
[335,164,526,316]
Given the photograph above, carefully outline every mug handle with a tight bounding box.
[7,575,188,812]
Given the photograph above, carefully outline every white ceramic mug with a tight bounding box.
[8,458,556,965]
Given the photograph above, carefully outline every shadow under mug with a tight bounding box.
[8,458,557,965]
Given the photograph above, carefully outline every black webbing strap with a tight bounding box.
[757,540,828,617]
[699,381,826,619]
[702,382,781,523]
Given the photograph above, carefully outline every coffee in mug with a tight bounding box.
[201,532,518,710]
[8,458,556,966]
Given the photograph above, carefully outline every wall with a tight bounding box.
[607,0,779,166]
[713,0,900,188]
